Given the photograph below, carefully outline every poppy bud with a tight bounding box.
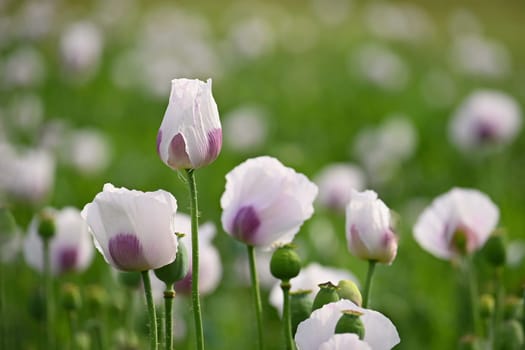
[312,282,340,312]
[270,244,301,281]
[335,310,365,340]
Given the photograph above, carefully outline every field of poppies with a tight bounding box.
[1,0,525,349]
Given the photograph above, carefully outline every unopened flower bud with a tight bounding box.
[61,283,81,311]
[85,284,107,311]
[496,320,524,350]
[290,290,313,335]
[503,296,523,321]
[337,280,362,307]
[312,282,340,312]
[154,234,190,285]
[37,211,55,240]
[335,310,365,340]
[481,232,507,268]
[270,244,301,281]
[118,271,141,289]
[479,294,495,319]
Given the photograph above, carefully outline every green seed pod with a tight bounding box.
[270,244,302,281]
[481,232,507,268]
[334,310,365,340]
[37,211,55,240]
[496,320,524,350]
[154,235,190,285]
[118,271,142,289]
[337,280,362,307]
[290,290,313,335]
[479,293,495,319]
[312,282,340,312]
[61,283,81,311]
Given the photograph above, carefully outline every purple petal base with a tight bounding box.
[108,233,145,271]
[231,206,260,245]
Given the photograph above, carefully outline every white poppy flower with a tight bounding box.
[23,207,94,275]
[81,184,178,271]
[157,78,222,170]
[319,334,371,350]
[413,188,499,260]
[346,190,398,264]
[295,299,400,350]
[221,156,318,247]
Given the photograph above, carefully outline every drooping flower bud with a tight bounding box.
[312,282,340,312]
[481,232,507,268]
[270,244,301,281]
[337,280,363,307]
[335,310,365,340]
[290,290,313,335]
[157,78,222,170]
[154,234,190,286]
[61,283,81,312]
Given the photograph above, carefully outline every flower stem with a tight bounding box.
[247,245,264,350]
[362,260,377,308]
[185,169,204,350]
[466,256,482,337]
[281,280,295,350]
[164,286,175,350]
[43,239,55,349]
[67,311,77,350]
[141,270,158,350]
[492,268,504,345]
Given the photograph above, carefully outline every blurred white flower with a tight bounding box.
[310,0,351,26]
[364,2,434,42]
[314,163,366,212]
[346,190,397,264]
[0,148,55,204]
[2,46,46,88]
[81,184,179,271]
[414,188,499,260]
[65,129,112,175]
[295,299,400,350]
[6,93,44,132]
[447,9,483,36]
[221,156,318,247]
[350,44,409,91]
[223,105,268,152]
[354,115,418,184]
[449,34,510,79]
[60,21,104,80]
[449,90,522,151]
[507,240,525,267]
[24,207,94,275]
[278,16,319,54]
[170,213,222,296]
[269,263,358,315]
[226,16,275,60]
[420,70,457,108]
[15,1,56,40]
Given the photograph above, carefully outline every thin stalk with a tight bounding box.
[164,286,175,350]
[466,256,482,337]
[141,271,158,350]
[67,311,77,350]
[43,239,55,349]
[362,260,377,309]
[492,268,504,345]
[281,280,294,350]
[185,169,204,350]
[247,245,264,350]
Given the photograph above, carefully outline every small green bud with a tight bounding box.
[290,290,313,335]
[496,320,524,350]
[337,280,362,307]
[85,284,107,311]
[334,310,365,340]
[479,293,495,319]
[312,282,340,312]
[61,283,81,311]
[459,335,482,350]
[118,271,142,289]
[37,211,55,240]
[154,234,190,285]
[503,296,523,321]
[270,244,301,281]
[481,232,507,268]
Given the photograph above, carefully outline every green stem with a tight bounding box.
[68,311,77,350]
[362,260,377,309]
[466,256,482,337]
[185,169,204,350]
[492,268,504,345]
[281,280,295,350]
[247,245,264,350]
[164,286,175,350]
[43,239,55,349]
[141,271,158,350]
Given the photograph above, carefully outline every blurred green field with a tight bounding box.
[1,0,525,349]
